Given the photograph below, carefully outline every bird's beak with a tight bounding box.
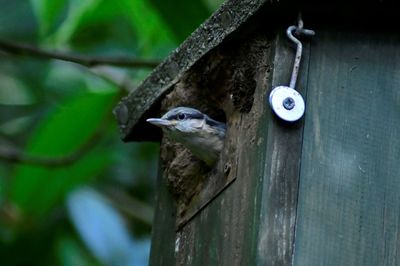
[146,118,173,128]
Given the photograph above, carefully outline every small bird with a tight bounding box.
[146,107,226,166]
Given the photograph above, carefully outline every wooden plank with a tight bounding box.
[256,32,311,265]
[293,30,400,265]
[148,163,177,266]
[176,166,236,229]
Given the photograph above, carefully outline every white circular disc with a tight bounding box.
[269,86,305,122]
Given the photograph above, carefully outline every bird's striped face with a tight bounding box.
[146,107,226,166]
[146,107,206,135]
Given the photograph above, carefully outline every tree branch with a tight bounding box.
[0,122,105,167]
[89,66,137,93]
[0,39,161,68]
[104,187,153,226]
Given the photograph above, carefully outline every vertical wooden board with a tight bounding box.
[294,31,400,266]
[149,164,177,266]
[256,33,310,265]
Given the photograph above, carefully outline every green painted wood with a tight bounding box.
[294,31,400,265]
[256,33,310,266]
[148,164,177,266]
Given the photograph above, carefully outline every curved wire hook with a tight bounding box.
[286,22,315,89]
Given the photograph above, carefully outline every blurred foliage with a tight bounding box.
[0,0,224,265]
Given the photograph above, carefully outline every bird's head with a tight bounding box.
[146,107,226,166]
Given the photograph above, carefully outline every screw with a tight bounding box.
[283,97,295,110]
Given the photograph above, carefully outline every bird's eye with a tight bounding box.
[177,113,186,120]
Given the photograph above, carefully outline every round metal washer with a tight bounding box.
[269,86,305,122]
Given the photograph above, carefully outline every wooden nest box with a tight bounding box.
[114,1,400,265]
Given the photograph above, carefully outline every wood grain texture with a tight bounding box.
[148,26,312,265]
[293,31,400,266]
[147,26,279,264]
[148,163,177,266]
[256,33,310,266]
[121,3,400,266]
[172,32,273,266]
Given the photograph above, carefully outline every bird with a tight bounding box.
[146,107,226,166]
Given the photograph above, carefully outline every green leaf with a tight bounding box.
[10,89,118,218]
[117,0,176,56]
[0,116,32,135]
[30,0,68,37]
[0,73,35,105]
[56,235,100,266]
[0,1,37,38]
[148,0,211,42]
[203,0,225,12]
[50,0,124,45]
[47,0,177,56]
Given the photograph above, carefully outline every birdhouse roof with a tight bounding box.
[113,0,273,141]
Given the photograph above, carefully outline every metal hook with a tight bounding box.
[286,20,315,89]
[268,18,315,122]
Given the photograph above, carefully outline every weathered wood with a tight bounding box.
[176,163,236,229]
[147,22,278,263]
[148,163,177,266]
[152,25,274,233]
[293,30,400,265]
[139,3,400,266]
[173,32,274,266]
[256,33,310,265]
[147,23,314,264]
